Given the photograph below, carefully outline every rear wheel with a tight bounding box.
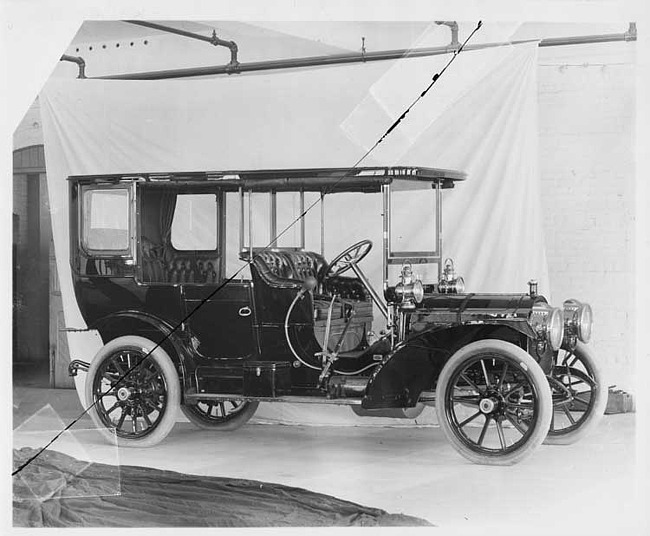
[181,399,259,431]
[545,343,605,445]
[436,340,552,466]
[85,336,180,447]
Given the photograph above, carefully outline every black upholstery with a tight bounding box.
[245,250,329,289]
[246,250,368,302]
[141,237,219,284]
[246,249,374,354]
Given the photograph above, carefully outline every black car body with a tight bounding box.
[69,166,605,465]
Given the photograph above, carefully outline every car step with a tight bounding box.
[184,390,437,406]
[184,393,364,406]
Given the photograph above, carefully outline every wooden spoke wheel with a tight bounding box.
[85,336,180,447]
[436,340,552,466]
[545,342,606,445]
[181,399,259,431]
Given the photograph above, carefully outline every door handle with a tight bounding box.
[238,306,252,317]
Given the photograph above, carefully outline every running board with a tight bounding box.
[184,393,363,406]
[185,390,437,406]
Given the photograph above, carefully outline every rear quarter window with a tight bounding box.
[82,188,130,252]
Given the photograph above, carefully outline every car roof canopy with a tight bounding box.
[69,166,466,192]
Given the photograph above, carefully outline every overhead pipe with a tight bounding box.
[95,44,461,79]
[124,20,239,71]
[59,54,86,78]
[435,21,460,48]
[87,22,636,81]
[539,21,636,47]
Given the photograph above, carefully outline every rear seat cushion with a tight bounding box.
[141,237,219,284]
[166,257,219,284]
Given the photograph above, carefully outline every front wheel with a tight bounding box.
[545,342,606,445]
[436,340,552,466]
[85,336,180,448]
[181,399,259,431]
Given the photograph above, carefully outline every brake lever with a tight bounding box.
[317,309,356,388]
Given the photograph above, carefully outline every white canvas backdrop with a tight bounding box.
[40,41,548,425]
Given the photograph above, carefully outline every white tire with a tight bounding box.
[85,336,180,447]
[545,342,606,445]
[436,339,552,466]
[181,400,259,431]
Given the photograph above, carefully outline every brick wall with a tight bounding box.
[537,41,636,392]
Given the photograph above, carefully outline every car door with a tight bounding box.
[182,282,259,359]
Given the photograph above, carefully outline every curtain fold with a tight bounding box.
[160,191,177,246]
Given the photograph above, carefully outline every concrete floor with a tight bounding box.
[12,385,645,534]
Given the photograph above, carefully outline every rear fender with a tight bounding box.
[90,310,194,393]
[362,323,529,409]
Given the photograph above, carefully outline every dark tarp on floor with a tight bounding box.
[13,448,431,527]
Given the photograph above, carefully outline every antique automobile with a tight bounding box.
[68,166,605,465]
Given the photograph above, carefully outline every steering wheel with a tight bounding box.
[326,240,373,277]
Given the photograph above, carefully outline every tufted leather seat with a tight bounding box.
[244,250,329,289]
[166,257,220,284]
[245,249,373,353]
[290,251,328,282]
[141,237,220,284]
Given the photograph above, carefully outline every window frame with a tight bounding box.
[170,192,220,252]
[382,180,443,285]
[79,184,135,258]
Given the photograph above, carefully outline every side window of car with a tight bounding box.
[171,193,218,251]
[82,188,130,253]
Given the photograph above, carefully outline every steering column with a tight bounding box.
[325,239,389,319]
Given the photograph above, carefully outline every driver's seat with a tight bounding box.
[244,248,373,354]
[241,249,329,289]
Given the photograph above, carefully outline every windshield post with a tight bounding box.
[248,190,253,260]
[299,189,305,249]
[436,180,442,278]
[382,184,389,292]
[239,187,244,253]
[320,190,325,256]
[270,190,277,247]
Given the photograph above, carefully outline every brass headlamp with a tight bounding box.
[562,298,593,345]
[438,258,465,294]
[530,302,565,351]
[395,264,424,309]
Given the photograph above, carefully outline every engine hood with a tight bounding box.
[417,293,543,319]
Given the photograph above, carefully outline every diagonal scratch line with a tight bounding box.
[12,20,483,477]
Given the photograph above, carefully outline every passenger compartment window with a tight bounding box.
[171,193,218,251]
[82,188,130,252]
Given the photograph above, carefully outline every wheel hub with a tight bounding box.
[116,386,133,402]
[479,397,497,414]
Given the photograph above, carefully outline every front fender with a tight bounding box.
[362,323,530,409]
[362,341,440,409]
